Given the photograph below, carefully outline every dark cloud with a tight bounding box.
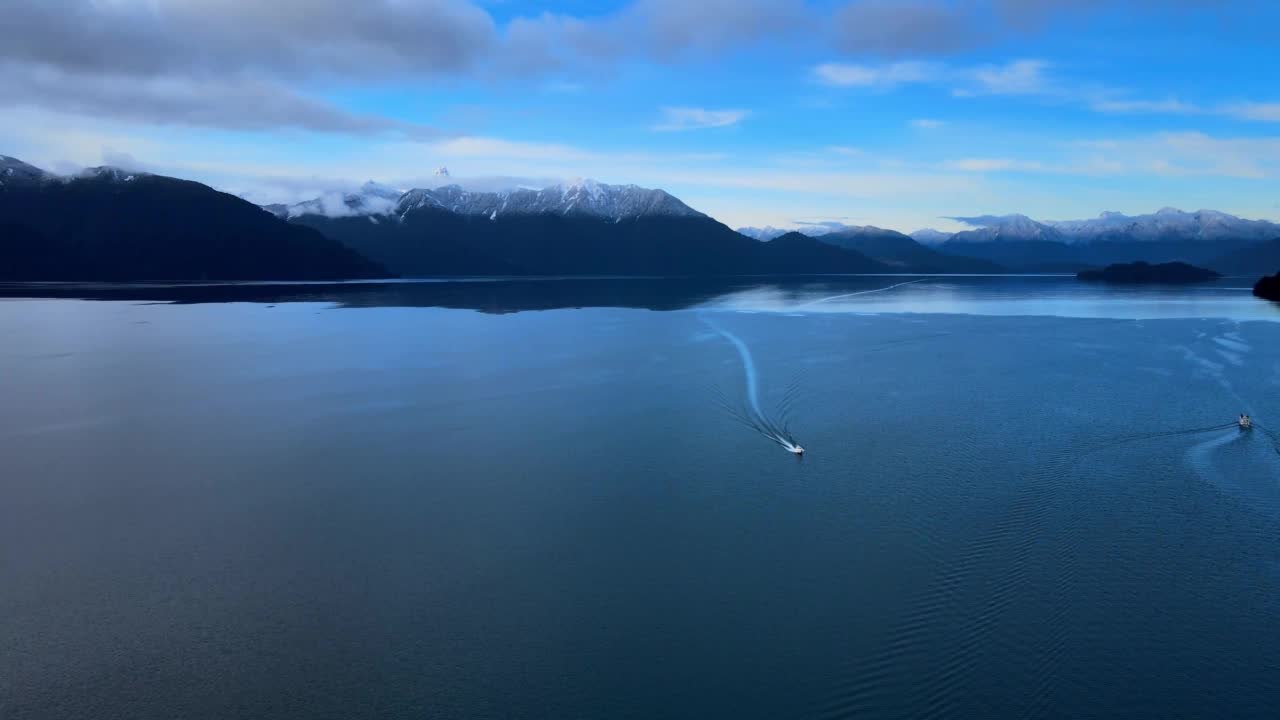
[3,0,496,80]
[0,62,445,139]
[494,0,809,77]
[832,1,986,56]
[0,0,809,132]
[992,0,1213,30]
[625,0,810,57]
[828,0,1217,57]
[0,0,1233,134]
[0,0,490,135]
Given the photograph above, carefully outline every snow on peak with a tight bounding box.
[909,228,954,244]
[359,180,402,199]
[275,178,702,222]
[281,182,404,219]
[945,214,1060,243]
[0,155,50,186]
[737,226,792,240]
[392,180,703,222]
[945,208,1280,244]
[737,221,859,240]
[78,166,147,183]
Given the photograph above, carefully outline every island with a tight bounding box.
[1254,272,1280,301]
[1077,261,1221,284]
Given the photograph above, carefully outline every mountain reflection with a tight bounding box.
[0,275,1273,321]
[0,277,917,314]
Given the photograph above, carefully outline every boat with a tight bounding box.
[1239,414,1253,430]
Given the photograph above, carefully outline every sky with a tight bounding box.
[3,0,1280,233]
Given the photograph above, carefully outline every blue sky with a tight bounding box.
[4,0,1280,232]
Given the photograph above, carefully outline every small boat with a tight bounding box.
[789,445,805,455]
[1239,415,1253,430]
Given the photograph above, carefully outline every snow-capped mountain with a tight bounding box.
[947,214,1064,243]
[945,209,1280,245]
[909,228,954,244]
[0,155,51,186]
[401,180,702,221]
[737,222,854,240]
[737,226,792,240]
[277,179,703,223]
[0,159,150,188]
[77,166,148,183]
[1047,208,1280,244]
[273,181,403,220]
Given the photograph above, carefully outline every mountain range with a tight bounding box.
[272,178,894,276]
[3,152,1280,281]
[744,209,1280,273]
[932,210,1280,271]
[0,156,388,281]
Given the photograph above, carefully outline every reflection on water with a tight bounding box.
[1,275,1277,320]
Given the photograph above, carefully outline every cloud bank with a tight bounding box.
[0,0,1207,136]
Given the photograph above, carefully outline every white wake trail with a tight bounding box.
[799,277,930,309]
[710,323,763,419]
[703,317,804,454]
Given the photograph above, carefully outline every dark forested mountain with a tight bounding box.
[813,226,1003,273]
[284,182,890,276]
[1255,271,1280,301]
[1077,261,1221,284]
[0,157,390,281]
[1211,238,1280,277]
[937,239,1089,273]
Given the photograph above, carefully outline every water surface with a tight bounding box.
[2,276,1278,719]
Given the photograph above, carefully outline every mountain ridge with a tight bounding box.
[276,179,703,223]
[0,157,391,281]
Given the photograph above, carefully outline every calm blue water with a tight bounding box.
[2,276,1279,719]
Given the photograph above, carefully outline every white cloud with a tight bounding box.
[814,58,1050,97]
[816,56,1280,129]
[813,61,936,88]
[652,106,751,132]
[1073,131,1280,179]
[1220,102,1280,122]
[1090,97,1199,114]
[1089,98,1280,123]
[968,59,1050,95]
[942,158,1043,172]
[911,118,946,129]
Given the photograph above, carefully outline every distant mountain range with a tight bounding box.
[3,152,1280,281]
[0,156,388,281]
[744,209,1280,274]
[932,210,1280,272]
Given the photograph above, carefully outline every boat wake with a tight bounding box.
[704,318,804,455]
[1076,421,1240,458]
[1251,422,1280,455]
[811,416,1259,718]
[799,277,931,309]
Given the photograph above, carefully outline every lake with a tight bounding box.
[2,275,1279,719]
